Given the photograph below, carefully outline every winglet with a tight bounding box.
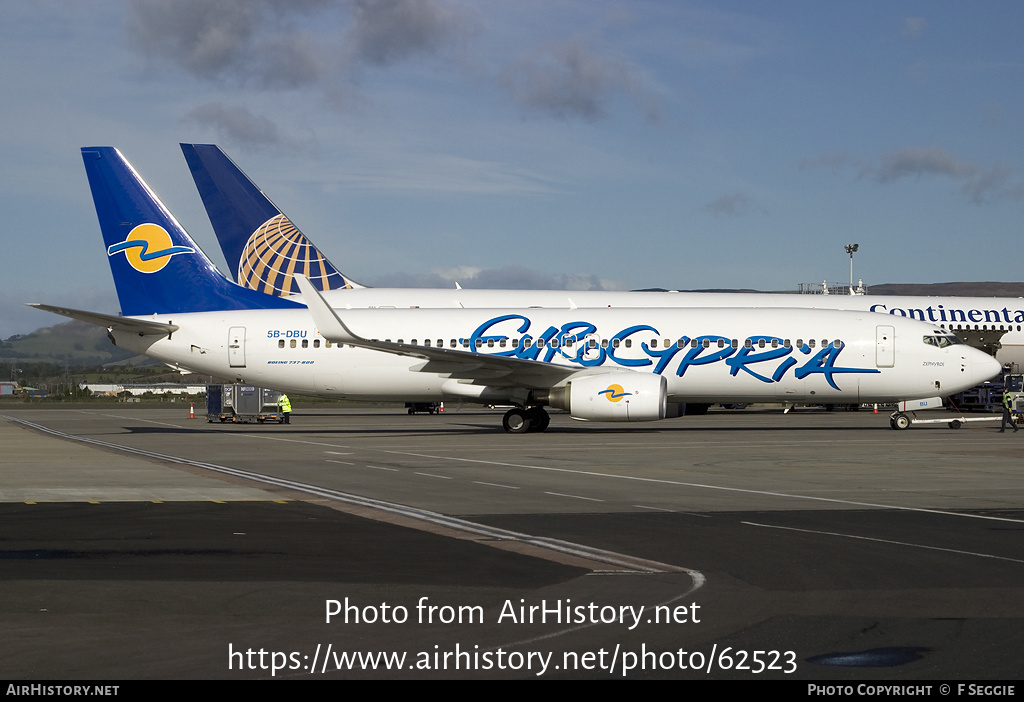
[292,275,360,344]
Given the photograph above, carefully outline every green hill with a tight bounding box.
[0,320,142,366]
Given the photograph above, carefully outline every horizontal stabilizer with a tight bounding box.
[27,303,179,336]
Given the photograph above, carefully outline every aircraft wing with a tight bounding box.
[292,276,598,389]
[26,303,179,336]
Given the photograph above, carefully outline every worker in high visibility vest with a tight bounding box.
[1001,390,1018,433]
[278,393,292,424]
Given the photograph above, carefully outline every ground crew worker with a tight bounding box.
[278,393,292,424]
[1000,390,1018,433]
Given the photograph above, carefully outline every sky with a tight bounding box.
[2,0,1023,339]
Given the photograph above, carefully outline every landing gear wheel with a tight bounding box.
[525,407,550,432]
[949,419,962,429]
[892,412,911,430]
[502,408,532,434]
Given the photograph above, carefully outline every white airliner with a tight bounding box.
[180,144,1024,373]
[31,148,999,433]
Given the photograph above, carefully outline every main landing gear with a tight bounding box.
[502,406,550,434]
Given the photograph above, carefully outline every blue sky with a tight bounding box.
[2,1,1022,339]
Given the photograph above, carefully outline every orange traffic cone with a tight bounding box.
[190,403,195,419]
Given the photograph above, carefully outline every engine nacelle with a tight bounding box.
[554,372,667,422]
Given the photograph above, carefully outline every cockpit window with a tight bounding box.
[924,334,964,348]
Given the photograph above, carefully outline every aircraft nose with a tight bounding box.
[968,348,1002,387]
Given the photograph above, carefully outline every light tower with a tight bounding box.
[845,244,859,295]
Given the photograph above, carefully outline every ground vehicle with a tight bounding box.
[206,384,284,423]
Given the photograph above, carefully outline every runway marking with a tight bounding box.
[325,460,354,465]
[743,521,1024,565]
[364,465,399,472]
[4,415,693,577]
[544,491,603,502]
[385,450,1024,525]
[99,413,188,428]
[473,481,519,490]
[634,505,712,517]
[415,472,453,480]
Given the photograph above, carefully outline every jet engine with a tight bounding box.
[548,372,667,422]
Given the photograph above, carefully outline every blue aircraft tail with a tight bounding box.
[82,147,300,316]
[180,144,363,296]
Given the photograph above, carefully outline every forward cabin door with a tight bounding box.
[876,325,895,368]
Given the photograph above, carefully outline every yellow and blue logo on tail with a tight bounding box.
[84,146,300,316]
[106,223,195,273]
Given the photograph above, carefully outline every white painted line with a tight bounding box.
[742,521,1024,564]
[385,449,1024,525]
[544,491,604,502]
[473,481,519,490]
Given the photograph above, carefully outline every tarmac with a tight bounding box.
[1,403,1022,680]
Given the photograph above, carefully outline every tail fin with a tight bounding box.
[82,147,300,316]
[180,144,363,296]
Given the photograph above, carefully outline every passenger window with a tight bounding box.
[744,339,752,349]
[278,339,285,348]
[313,340,320,348]
[302,339,308,348]
[290,339,296,348]
[702,339,710,348]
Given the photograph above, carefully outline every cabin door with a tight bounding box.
[228,326,246,368]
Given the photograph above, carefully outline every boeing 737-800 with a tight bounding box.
[30,148,1000,433]
[180,144,1024,373]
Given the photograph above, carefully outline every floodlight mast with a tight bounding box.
[845,243,859,295]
